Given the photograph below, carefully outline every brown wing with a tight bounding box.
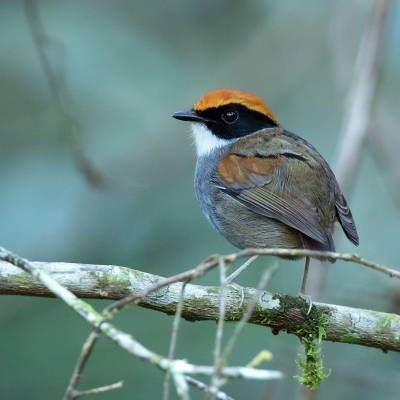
[283,129,359,246]
[216,153,332,247]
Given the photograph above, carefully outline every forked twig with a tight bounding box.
[64,329,101,399]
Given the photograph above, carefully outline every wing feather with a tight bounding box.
[223,185,328,245]
[335,194,359,245]
[217,150,331,246]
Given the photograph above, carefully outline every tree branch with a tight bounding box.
[1,259,399,352]
[0,247,281,400]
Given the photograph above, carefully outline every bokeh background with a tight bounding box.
[1,1,400,399]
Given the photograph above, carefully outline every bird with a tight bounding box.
[173,88,359,295]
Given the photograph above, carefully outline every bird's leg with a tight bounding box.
[300,256,313,315]
[300,256,310,295]
[225,256,258,308]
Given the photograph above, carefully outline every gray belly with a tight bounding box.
[198,187,303,249]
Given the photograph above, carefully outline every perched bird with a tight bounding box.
[173,88,359,293]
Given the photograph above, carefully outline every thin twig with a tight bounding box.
[103,247,399,321]
[72,381,123,399]
[232,248,400,279]
[214,265,278,392]
[163,283,187,400]
[64,329,101,400]
[185,377,234,400]
[209,258,228,399]
[225,255,258,284]
[223,263,278,363]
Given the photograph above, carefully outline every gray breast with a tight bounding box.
[194,150,302,250]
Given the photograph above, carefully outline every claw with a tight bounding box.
[228,283,245,308]
[300,293,313,316]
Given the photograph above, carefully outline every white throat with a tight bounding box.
[191,123,232,157]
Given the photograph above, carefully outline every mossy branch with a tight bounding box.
[1,260,399,352]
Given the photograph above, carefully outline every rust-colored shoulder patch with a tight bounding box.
[218,154,277,185]
[193,88,279,125]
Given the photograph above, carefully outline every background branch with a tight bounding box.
[334,0,391,190]
[303,3,392,397]
[24,0,107,188]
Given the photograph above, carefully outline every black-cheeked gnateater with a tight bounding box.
[173,88,359,295]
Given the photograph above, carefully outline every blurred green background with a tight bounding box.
[1,0,400,399]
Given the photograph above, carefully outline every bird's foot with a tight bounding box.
[299,293,313,316]
[228,283,245,309]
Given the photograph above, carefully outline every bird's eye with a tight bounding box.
[221,110,239,124]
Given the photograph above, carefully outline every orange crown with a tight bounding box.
[193,88,278,125]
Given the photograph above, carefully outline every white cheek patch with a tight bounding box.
[191,123,232,157]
